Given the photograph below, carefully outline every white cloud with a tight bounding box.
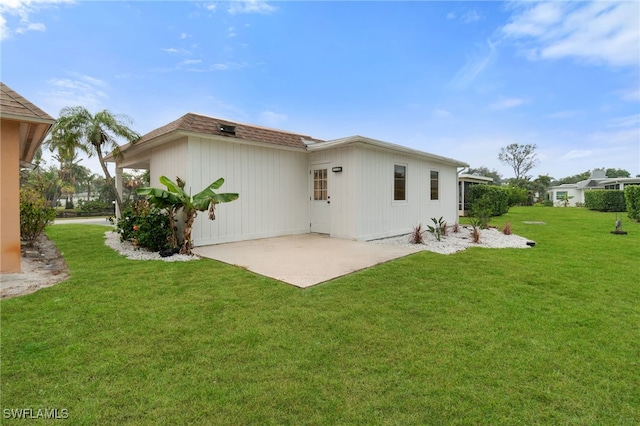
[562,149,592,159]
[228,0,276,15]
[545,110,582,119]
[490,97,527,110]
[607,113,640,129]
[618,86,640,102]
[210,61,248,71]
[182,59,202,65]
[433,109,452,118]
[205,3,216,12]
[259,111,287,127]
[0,0,72,40]
[15,20,44,33]
[449,39,497,90]
[43,74,109,114]
[461,10,481,24]
[180,32,189,39]
[446,12,455,20]
[502,1,640,68]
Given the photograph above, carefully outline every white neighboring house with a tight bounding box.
[549,169,640,207]
[108,113,468,247]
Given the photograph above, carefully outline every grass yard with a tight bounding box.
[1,207,639,425]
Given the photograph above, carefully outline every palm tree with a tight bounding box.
[49,106,140,213]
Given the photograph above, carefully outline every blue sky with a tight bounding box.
[2,0,639,180]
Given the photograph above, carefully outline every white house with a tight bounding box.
[549,169,640,207]
[110,113,468,246]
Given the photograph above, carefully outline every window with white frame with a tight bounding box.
[394,165,406,201]
[430,170,439,200]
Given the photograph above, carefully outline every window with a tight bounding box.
[394,165,406,201]
[313,169,327,201]
[556,191,567,200]
[604,184,620,190]
[430,170,439,200]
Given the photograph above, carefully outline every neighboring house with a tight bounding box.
[548,169,640,207]
[110,113,468,247]
[0,82,55,273]
[458,173,493,216]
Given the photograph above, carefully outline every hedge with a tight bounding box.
[467,185,509,216]
[584,190,626,212]
[625,186,640,221]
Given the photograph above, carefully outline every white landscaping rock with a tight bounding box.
[104,231,198,262]
[369,226,532,255]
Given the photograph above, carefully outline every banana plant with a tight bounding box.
[137,176,239,254]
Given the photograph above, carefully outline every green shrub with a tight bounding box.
[77,199,115,214]
[470,195,493,229]
[506,185,528,207]
[20,188,56,245]
[115,200,172,252]
[625,186,640,221]
[584,190,626,212]
[467,185,509,216]
[543,200,554,207]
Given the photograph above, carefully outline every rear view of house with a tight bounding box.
[111,113,467,247]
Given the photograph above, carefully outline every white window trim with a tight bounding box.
[393,163,408,204]
[429,168,440,202]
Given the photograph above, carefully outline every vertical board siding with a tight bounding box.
[188,137,309,246]
[309,146,357,239]
[150,138,188,187]
[353,145,459,240]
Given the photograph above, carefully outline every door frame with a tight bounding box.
[309,162,331,234]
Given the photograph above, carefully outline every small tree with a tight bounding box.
[498,143,539,181]
[137,176,239,254]
[20,189,56,246]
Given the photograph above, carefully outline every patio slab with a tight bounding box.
[192,234,421,288]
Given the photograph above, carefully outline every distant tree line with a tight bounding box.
[464,143,633,207]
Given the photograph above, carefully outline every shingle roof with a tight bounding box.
[137,113,324,149]
[0,82,55,122]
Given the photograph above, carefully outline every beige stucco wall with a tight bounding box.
[1,119,21,273]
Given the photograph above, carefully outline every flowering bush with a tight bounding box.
[115,200,172,252]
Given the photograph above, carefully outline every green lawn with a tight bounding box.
[2,207,639,425]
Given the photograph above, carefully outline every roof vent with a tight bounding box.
[219,124,236,135]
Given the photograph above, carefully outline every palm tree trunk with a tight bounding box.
[96,146,123,213]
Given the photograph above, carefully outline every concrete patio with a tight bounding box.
[192,234,421,288]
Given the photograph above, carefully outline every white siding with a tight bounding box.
[309,146,357,239]
[310,144,460,241]
[353,145,458,240]
[187,136,309,246]
[149,138,188,186]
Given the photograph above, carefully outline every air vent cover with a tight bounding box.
[219,124,236,135]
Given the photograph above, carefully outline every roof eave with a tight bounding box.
[307,135,469,167]
[0,112,55,126]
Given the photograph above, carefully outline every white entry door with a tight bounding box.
[310,163,330,234]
